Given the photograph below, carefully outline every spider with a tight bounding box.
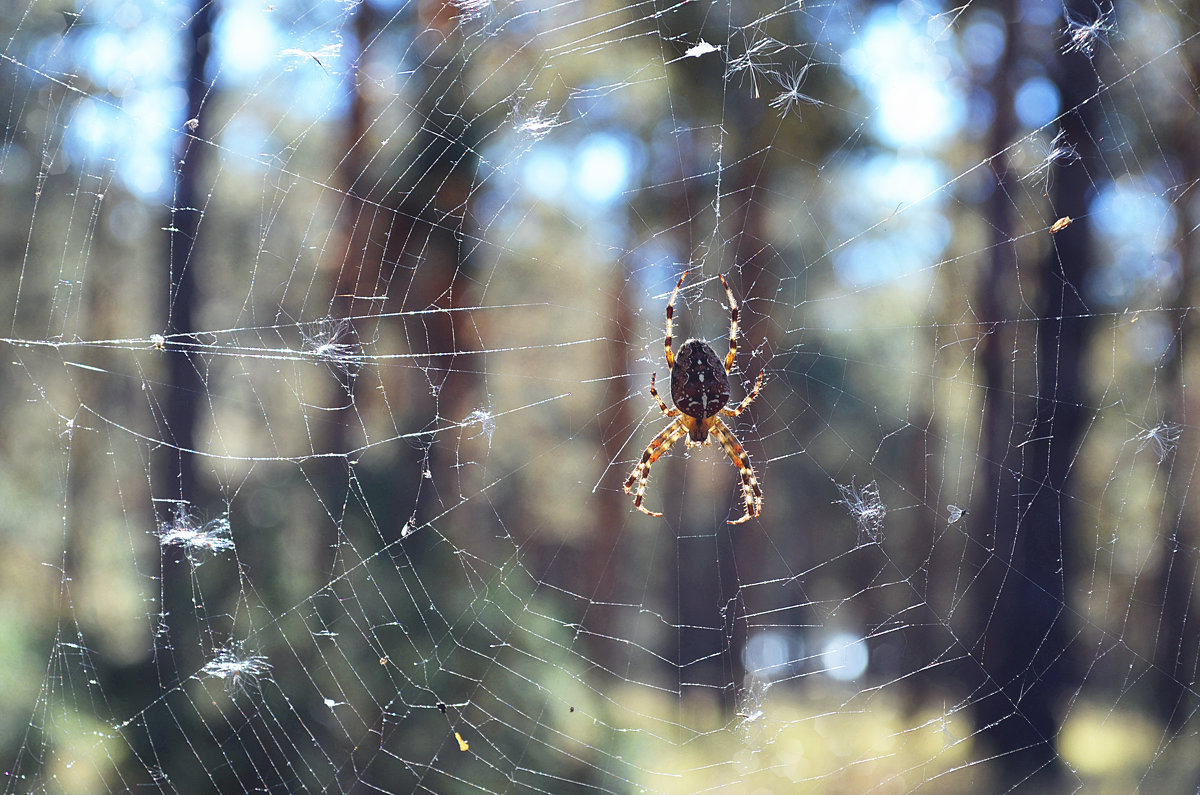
[624,271,765,524]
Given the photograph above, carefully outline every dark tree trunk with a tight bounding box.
[157,0,214,691]
[670,88,772,706]
[583,277,636,667]
[972,1,1097,787]
[1150,29,1200,735]
[329,0,481,545]
[972,14,1037,770]
[316,2,483,787]
[137,0,220,786]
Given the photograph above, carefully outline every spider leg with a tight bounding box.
[722,370,765,417]
[624,418,688,517]
[665,270,687,370]
[710,417,763,524]
[650,372,680,417]
[719,273,740,374]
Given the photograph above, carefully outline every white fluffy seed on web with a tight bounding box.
[450,0,493,22]
[201,646,272,694]
[511,98,561,142]
[464,407,496,444]
[157,507,234,562]
[729,33,786,100]
[1061,2,1115,57]
[1020,129,1080,190]
[835,478,887,542]
[768,63,823,119]
[1132,421,1182,464]
[302,316,359,373]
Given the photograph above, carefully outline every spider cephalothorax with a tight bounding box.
[624,271,765,524]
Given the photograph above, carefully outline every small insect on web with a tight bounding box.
[624,271,765,524]
[1050,216,1073,234]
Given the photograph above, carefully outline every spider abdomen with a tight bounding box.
[672,338,731,421]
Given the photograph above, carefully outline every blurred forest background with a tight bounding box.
[4,0,1200,792]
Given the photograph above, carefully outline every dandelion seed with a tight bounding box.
[301,316,359,375]
[157,508,234,563]
[1133,421,1182,463]
[450,0,492,22]
[1020,129,1080,191]
[769,63,823,119]
[836,478,887,541]
[729,34,785,100]
[1062,3,1115,58]
[512,99,561,142]
[464,406,496,444]
[279,42,342,72]
[201,646,271,694]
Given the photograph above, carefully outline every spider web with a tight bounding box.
[2,0,1198,791]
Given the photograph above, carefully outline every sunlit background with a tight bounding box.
[2,0,1198,791]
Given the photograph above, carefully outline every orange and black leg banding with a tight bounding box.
[649,372,679,417]
[711,418,763,524]
[624,420,689,517]
[664,270,687,371]
[722,371,764,418]
[719,274,740,374]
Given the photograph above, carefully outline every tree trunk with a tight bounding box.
[972,2,1098,787]
[157,0,214,695]
[1150,28,1200,735]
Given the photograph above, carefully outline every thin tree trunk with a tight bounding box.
[971,0,1055,783]
[145,0,217,784]
[585,277,635,666]
[671,91,772,705]
[157,0,214,692]
[1150,30,1200,734]
[973,3,1098,786]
